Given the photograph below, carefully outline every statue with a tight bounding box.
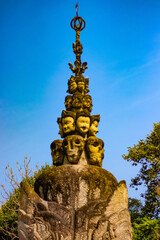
[86,136,104,167]
[63,135,85,164]
[18,5,133,239]
[67,75,77,93]
[61,110,76,136]
[57,117,64,138]
[50,139,64,166]
[88,114,100,136]
[76,114,90,136]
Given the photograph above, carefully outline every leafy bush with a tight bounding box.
[0,156,51,240]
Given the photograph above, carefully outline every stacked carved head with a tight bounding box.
[51,135,104,167]
[57,111,100,138]
[51,107,104,167]
[86,136,104,167]
[63,135,85,164]
[50,14,105,168]
[50,140,64,166]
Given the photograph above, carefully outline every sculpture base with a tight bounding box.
[19,165,132,239]
[34,165,118,208]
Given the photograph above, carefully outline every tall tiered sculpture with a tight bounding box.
[18,8,133,240]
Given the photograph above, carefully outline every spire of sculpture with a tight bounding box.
[65,10,92,114]
[52,7,104,168]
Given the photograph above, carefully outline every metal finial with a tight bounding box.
[71,3,85,32]
[69,7,87,82]
[75,3,79,16]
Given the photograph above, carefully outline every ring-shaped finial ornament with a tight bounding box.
[71,16,86,31]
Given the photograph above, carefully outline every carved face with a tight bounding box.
[65,95,72,110]
[50,140,63,166]
[72,94,82,108]
[58,121,64,138]
[76,116,90,135]
[86,136,104,167]
[77,81,85,91]
[62,117,75,134]
[63,135,85,163]
[69,78,77,93]
[83,95,92,112]
[89,120,99,136]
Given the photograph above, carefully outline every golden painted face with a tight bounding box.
[86,136,104,167]
[65,95,72,110]
[77,81,85,91]
[62,117,75,134]
[70,81,77,93]
[76,116,90,134]
[89,121,99,136]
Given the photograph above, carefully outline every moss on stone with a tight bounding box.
[34,165,118,209]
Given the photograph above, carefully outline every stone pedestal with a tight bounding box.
[18,165,132,239]
[34,165,117,206]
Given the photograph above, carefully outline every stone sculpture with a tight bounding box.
[88,115,100,136]
[50,140,64,166]
[61,110,76,136]
[76,115,90,136]
[18,5,133,239]
[86,136,104,167]
[63,135,85,164]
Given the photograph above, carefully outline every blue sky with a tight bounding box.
[0,0,160,202]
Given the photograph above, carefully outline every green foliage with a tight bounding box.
[129,198,160,239]
[0,190,19,239]
[0,156,52,240]
[128,197,143,222]
[123,122,160,218]
[133,217,160,240]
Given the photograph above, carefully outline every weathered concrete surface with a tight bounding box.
[18,166,132,239]
[34,165,118,208]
